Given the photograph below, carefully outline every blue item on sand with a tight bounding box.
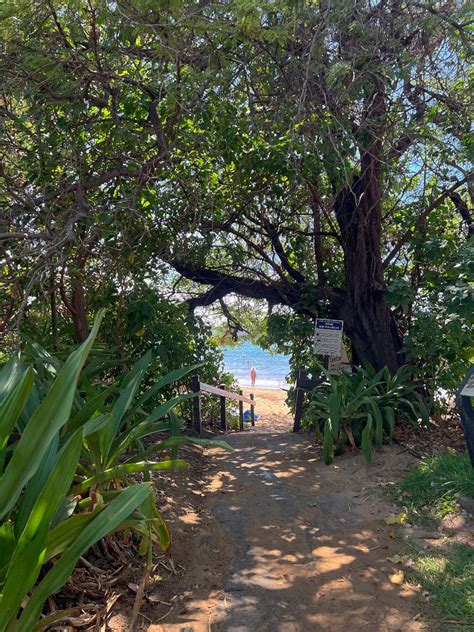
[243,410,260,422]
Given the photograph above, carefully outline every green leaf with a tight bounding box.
[45,511,99,562]
[0,523,15,585]
[71,459,188,494]
[142,393,195,425]
[139,488,171,552]
[16,484,152,631]
[0,431,82,629]
[108,393,194,465]
[134,363,202,408]
[383,406,396,438]
[0,311,104,520]
[0,355,23,402]
[361,414,373,465]
[14,434,59,538]
[65,386,115,433]
[97,351,151,464]
[414,393,431,427]
[323,419,334,465]
[125,433,233,463]
[82,413,113,437]
[157,435,233,452]
[0,367,34,451]
[328,391,341,438]
[368,400,383,448]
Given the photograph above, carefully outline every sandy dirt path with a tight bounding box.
[112,390,424,631]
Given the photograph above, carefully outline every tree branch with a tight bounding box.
[383,175,474,269]
[263,220,306,283]
[166,258,343,315]
[450,192,473,237]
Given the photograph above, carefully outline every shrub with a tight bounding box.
[0,311,230,630]
[304,363,429,465]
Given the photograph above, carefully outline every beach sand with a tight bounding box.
[241,386,293,432]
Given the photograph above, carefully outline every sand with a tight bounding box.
[111,423,423,631]
[241,387,294,433]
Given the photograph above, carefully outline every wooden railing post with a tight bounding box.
[250,393,255,426]
[238,389,244,430]
[293,368,306,433]
[191,374,201,433]
[219,383,227,431]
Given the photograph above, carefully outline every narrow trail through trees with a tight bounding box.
[116,394,425,631]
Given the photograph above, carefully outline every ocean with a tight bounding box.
[222,341,291,389]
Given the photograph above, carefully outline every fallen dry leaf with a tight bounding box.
[389,570,405,585]
[384,512,408,525]
[386,555,404,564]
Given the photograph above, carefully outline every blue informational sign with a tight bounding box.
[314,319,344,357]
[316,319,344,331]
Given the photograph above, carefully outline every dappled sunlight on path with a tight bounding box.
[118,392,423,631]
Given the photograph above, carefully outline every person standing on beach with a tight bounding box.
[250,366,257,387]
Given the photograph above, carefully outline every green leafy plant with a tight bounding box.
[0,312,231,630]
[0,313,150,630]
[305,363,430,465]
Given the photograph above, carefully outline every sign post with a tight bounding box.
[456,366,474,467]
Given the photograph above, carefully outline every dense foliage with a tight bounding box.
[1,0,471,395]
[304,363,429,464]
[0,4,471,625]
[0,313,229,629]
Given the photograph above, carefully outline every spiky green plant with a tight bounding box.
[0,311,230,630]
[305,363,430,465]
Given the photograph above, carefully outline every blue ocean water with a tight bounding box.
[222,341,291,389]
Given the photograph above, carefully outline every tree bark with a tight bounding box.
[59,268,89,344]
[334,88,402,372]
[335,192,402,372]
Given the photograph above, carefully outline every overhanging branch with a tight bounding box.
[167,258,343,315]
[383,175,474,269]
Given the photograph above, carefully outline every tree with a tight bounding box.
[157,0,472,372]
[1,0,472,376]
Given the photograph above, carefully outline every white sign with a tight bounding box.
[328,344,351,374]
[461,375,474,397]
[314,319,344,357]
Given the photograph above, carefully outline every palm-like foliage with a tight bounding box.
[0,311,230,630]
[305,363,430,465]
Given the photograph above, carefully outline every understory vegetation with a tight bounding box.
[303,363,429,464]
[0,312,229,630]
[398,452,474,526]
[395,454,474,627]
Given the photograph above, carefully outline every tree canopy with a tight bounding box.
[1,0,472,391]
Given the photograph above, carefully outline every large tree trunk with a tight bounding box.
[340,287,401,373]
[336,171,402,372]
[334,88,402,372]
[335,184,402,371]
